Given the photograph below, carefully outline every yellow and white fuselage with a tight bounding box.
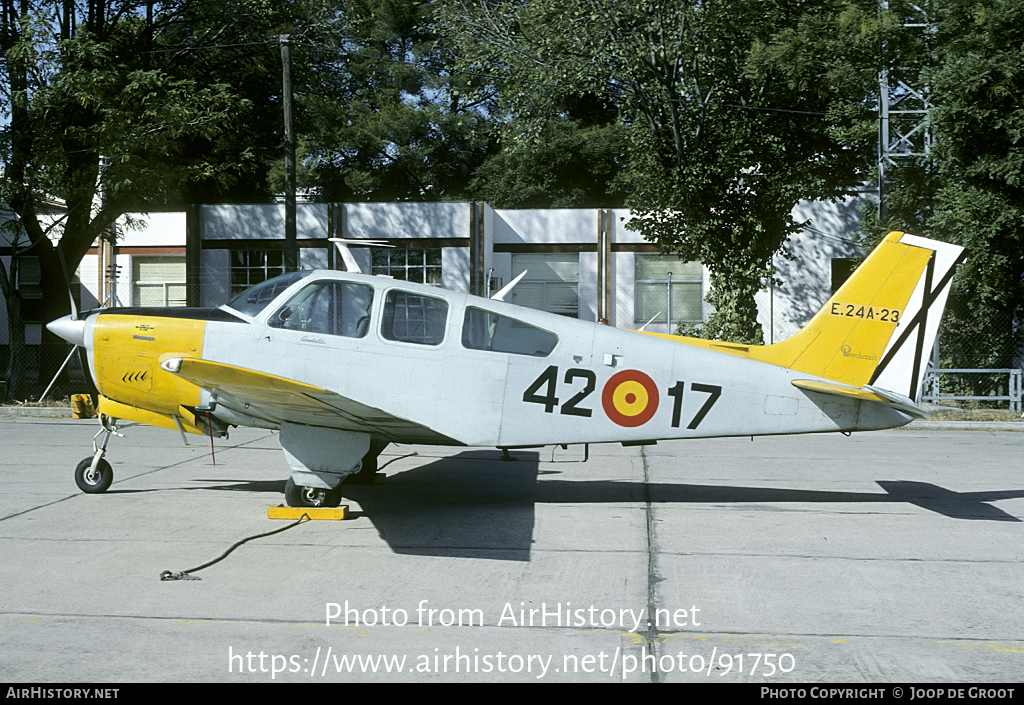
[47,232,964,506]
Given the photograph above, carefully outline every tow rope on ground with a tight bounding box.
[160,513,310,581]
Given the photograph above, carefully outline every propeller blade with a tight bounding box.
[56,243,79,320]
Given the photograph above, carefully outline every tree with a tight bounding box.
[291,0,496,202]
[863,0,1024,370]
[468,92,627,208]
[468,118,626,208]
[436,0,881,342]
[0,0,286,399]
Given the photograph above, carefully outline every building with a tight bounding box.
[2,198,867,383]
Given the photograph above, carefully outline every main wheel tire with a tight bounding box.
[75,457,113,494]
[284,477,342,508]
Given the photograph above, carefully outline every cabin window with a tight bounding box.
[462,307,558,357]
[269,281,374,338]
[381,289,448,346]
[634,254,703,326]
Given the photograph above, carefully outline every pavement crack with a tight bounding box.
[640,445,661,683]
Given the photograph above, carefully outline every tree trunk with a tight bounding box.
[0,255,28,401]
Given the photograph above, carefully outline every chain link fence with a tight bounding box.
[921,294,1023,413]
[0,336,90,404]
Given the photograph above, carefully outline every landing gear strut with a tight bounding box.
[342,440,389,485]
[75,415,120,494]
[283,440,389,507]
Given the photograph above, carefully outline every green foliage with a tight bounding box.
[2,2,285,220]
[863,0,1024,369]
[437,0,881,343]
[295,0,494,201]
[0,0,292,397]
[469,118,627,209]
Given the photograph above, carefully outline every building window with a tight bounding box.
[634,254,702,326]
[372,247,442,285]
[16,256,44,322]
[510,253,579,318]
[831,258,859,293]
[231,249,284,298]
[132,256,186,307]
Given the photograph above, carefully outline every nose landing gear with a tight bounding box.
[74,415,120,494]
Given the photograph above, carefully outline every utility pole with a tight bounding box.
[878,1,933,223]
[280,34,298,273]
[878,1,938,370]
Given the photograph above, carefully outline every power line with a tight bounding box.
[137,40,275,54]
[133,35,841,119]
[295,39,838,117]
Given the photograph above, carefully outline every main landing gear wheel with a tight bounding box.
[75,457,113,494]
[284,477,343,508]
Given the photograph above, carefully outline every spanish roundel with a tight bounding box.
[602,370,659,427]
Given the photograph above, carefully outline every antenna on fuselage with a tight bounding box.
[490,270,528,301]
[328,238,395,274]
[637,312,662,332]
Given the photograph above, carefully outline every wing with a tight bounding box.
[159,356,460,444]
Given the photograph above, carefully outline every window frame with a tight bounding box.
[379,288,450,347]
[268,280,376,339]
[461,306,558,357]
[510,252,580,318]
[230,249,285,299]
[371,247,443,286]
[633,254,704,326]
[132,255,187,308]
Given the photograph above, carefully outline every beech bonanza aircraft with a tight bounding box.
[47,231,963,508]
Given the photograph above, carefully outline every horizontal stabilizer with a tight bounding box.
[792,379,930,419]
[329,238,394,274]
[864,384,931,419]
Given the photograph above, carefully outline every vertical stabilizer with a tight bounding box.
[866,234,964,401]
[752,232,964,401]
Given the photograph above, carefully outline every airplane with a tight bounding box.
[45,231,964,508]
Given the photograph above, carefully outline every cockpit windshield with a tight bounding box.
[224,270,313,318]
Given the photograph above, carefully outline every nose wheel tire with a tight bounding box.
[75,458,113,494]
[284,477,342,508]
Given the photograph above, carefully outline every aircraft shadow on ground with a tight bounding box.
[191,450,1023,561]
[340,451,1024,560]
